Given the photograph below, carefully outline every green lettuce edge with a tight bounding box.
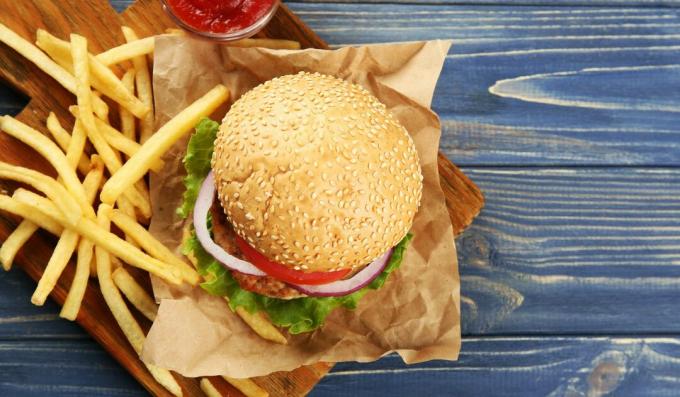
[179,117,412,334]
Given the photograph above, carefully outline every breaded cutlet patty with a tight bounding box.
[210,199,304,299]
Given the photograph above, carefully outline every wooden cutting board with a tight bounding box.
[0,0,484,395]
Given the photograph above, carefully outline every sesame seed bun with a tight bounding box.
[211,72,422,273]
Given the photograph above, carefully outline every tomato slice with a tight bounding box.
[235,237,351,285]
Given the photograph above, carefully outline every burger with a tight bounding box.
[179,72,422,334]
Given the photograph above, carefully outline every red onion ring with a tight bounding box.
[195,172,395,296]
[193,171,266,276]
[288,249,393,297]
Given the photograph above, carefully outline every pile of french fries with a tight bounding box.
[0,22,298,397]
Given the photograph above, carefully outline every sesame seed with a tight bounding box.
[212,71,422,271]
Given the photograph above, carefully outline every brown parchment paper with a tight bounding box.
[141,36,459,378]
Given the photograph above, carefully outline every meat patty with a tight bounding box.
[210,199,305,300]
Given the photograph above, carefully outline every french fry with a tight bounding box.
[229,38,301,50]
[0,195,62,236]
[146,364,182,397]
[199,378,222,397]
[11,190,183,284]
[95,204,145,350]
[0,220,39,271]
[119,70,136,141]
[34,30,71,66]
[0,23,75,93]
[68,39,151,219]
[86,111,164,172]
[65,120,87,171]
[82,155,105,204]
[91,90,109,122]
[60,159,105,318]
[36,30,149,118]
[31,229,79,305]
[0,162,81,224]
[32,151,104,305]
[1,141,87,272]
[70,105,157,174]
[46,113,91,175]
[117,195,137,219]
[112,267,158,321]
[70,34,122,172]
[60,237,94,320]
[134,179,151,223]
[96,36,154,66]
[234,306,287,345]
[0,23,108,119]
[106,254,125,275]
[45,113,72,150]
[99,117,148,162]
[110,209,199,284]
[165,28,185,35]
[67,107,152,219]
[110,256,124,271]
[121,27,154,143]
[222,376,269,397]
[101,84,229,204]
[122,170,154,220]
[82,217,183,284]
[181,226,286,344]
[0,116,93,218]
[94,204,182,396]
[92,96,110,121]
[116,194,141,247]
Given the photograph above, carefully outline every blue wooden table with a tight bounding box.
[2,0,680,395]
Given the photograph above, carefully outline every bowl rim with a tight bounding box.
[159,0,280,41]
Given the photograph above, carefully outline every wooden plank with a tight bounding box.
[0,0,675,340]
[458,167,680,334]
[0,1,481,395]
[0,84,25,116]
[0,339,145,396]
[289,3,680,166]
[312,336,680,397]
[0,1,336,396]
[2,336,680,397]
[4,167,680,337]
[0,263,82,338]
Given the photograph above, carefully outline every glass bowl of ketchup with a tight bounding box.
[160,0,279,41]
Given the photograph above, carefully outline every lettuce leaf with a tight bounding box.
[177,118,220,219]
[185,229,411,334]
[179,117,413,334]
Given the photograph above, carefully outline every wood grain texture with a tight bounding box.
[3,165,680,337]
[0,0,481,396]
[0,339,145,396]
[0,257,81,338]
[3,336,680,397]
[0,1,334,395]
[457,167,680,335]
[312,337,680,397]
[290,4,680,166]
[7,0,680,396]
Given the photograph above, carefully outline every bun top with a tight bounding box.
[212,72,422,272]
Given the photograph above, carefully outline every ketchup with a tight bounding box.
[165,0,276,34]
